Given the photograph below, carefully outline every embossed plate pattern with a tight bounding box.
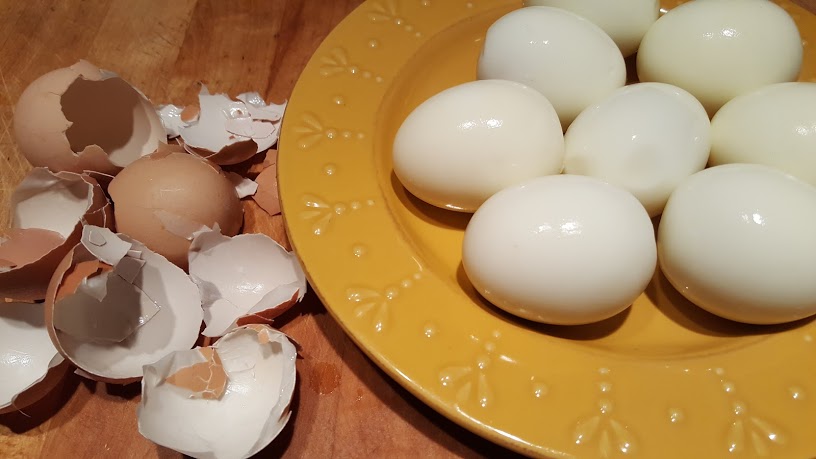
[279,1,816,457]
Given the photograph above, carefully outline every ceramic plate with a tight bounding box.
[279,1,816,457]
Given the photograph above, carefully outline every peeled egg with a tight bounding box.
[478,6,626,128]
[710,82,816,186]
[659,164,816,325]
[393,80,564,212]
[108,147,243,269]
[637,0,802,114]
[13,60,166,175]
[564,82,711,217]
[463,175,656,325]
[523,0,659,57]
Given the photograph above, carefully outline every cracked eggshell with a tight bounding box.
[13,60,166,175]
[159,87,285,166]
[0,302,69,414]
[252,159,280,216]
[0,168,111,301]
[138,324,297,459]
[188,230,306,337]
[108,150,243,270]
[44,226,203,384]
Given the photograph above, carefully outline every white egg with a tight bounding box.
[523,0,659,57]
[463,175,656,325]
[637,0,802,115]
[564,82,711,217]
[393,80,564,212]
[478,6,626,128]
[710,82,816,187]
[659,164,816,325]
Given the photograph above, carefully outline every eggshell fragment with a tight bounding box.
[1,302,68,414]
[225,172,258,199]
[138,325,297,459]
[108,151,243,270]
[251,149,281,216]
[159,86,285,166]
[188,229,306,337]
[0,168,110,301]
[13,60,165,175]
[45,226,203,383]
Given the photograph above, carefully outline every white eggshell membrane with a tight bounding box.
[0,168,110,302]
[463,175,656,325]
[564,82,711,217]
[13,168,103,239]
[160,86,285,163]
[478,6,626,128]
[189,230,307,337]
[523,0,659,57]
[658,164,816,325]
[138,325,297,459]
[637,0,802,114]
[710,82,816,187]
[393,80,564,212]
[52,227,203,381]
[0,302,64,411]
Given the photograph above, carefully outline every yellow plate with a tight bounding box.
[279,1,816,457]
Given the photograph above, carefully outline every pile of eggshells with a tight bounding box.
[394,0,816,326]
[0,60,304,459]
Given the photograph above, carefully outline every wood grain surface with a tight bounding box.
[2,1,816,458]
[0,1,519,458]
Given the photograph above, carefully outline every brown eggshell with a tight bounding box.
[108,152,243,270]
[44,229,204,384]
[186,140,259,166]
[13,60,165,174]
[0,358,71,415]
[252,162,281,216]
[0,170,111,301]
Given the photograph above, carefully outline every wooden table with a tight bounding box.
[3,1,816,458]
[0,1,519,457]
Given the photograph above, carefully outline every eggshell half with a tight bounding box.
[0,168,111,301]
[45,227,203,383]
[108,150,243,270]
[138,325,297,459]
[188,230,306,337]
[13,60,165,175]
[0,302,68,414]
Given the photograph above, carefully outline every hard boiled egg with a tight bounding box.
[637,0,802,115]
[710,82,816,187]
[523,0,659,57]
[393,80,564,212]
[463,175,656,325]
[564,82,711,217]
[478,6,626,128]
[659,164,816,325]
